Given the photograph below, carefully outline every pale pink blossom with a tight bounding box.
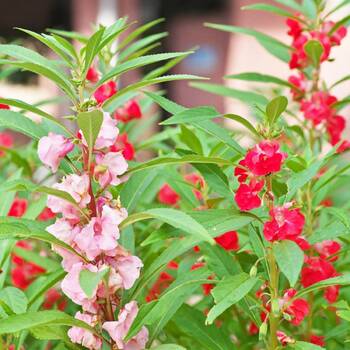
[47,218,80,244]
[74,205,127,260]
[81,112,118,150]
[102,301,148,349]
[38,133,74,172]
[61,262,98,312]
[47,174,90,220]
[68,311,102,350]
[54,246,82,271]
[94,152,128,188]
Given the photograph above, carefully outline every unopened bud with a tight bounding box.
[259,322,268,340]
[250,265,257,277]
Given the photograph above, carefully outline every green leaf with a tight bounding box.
[304,40,324,67]
[150,346,186,350]
[121,208,215,244]
[97,52,191,86]
[179,125,203,154]
[223,114,260,138]
[77,109,104,152]
[83,27,105,76]
[161,106,220,125]
[127,155,234,175]
[294,341,325,350]
[0,310,96,335]
[190,82,268,106]
[273,240,304,287]
[273,0,303,12]
[337,310,350,322]
[0,287,28,314]
[206,273,258,324]
[205,23,290,62]
[301,0,318,19]
[225,72,293,87]
[79,268,109,298]
[172,304,235,350]
[242,3,296,18]
[266,96,288,125]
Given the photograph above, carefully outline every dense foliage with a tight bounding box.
[0,1,350,350]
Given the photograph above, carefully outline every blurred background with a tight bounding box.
[0,0,349,118]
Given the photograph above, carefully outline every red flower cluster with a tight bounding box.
[110,133,135,161]
[114,100,142,123]
[234,140,287,211]
[263,203,305,244]
[287,16,347,69]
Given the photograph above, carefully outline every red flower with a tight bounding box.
[289,34,308,69]
[37,207,56,221]
[12,240,31,266]
[214,231,239,251]
[157,184,180,205]
[235,180,264,211]
[326,115,345,145]
[301,91,337,126]
[184,173,205,200]
[234,159,249,183]
[301,257,337,287]
[93,81,117,104]
[310,335,325,347]
[336,140,350,154]
[263,204,305,242]
[0,132,13,157]
[248,322,259,335]
[146,271,174,302]
[323,21,347,46]
[43,289,67,311]
[8,198,28,217]
[280,289,309,326]
[114,100,142,123]
[277,331,294,346]
[293,236,311,251]
[324,285,340,303]
[11,267,32,290]
[314,240,341,262]
[110,133,135,160]
[86,67,99,83]
[167,260,179,270]
[286,17,303,39]
[0,99,10,109]
[288,73,307,101]
[244,140,287,176]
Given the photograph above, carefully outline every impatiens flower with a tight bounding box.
[310,335,325,347]
[114,99,142,123]
[43,289,67,311]
[314,240,341,262]
[61,262,99,312]
[244,140,287,176]
[286,17,303,39]
[184,173,205,200]
[110,133,135,160]
[301,91,337,126]
[93,81,117,104]
[235,179,264,211]
[68,312,102,350]
[280,289,309,326]
[37,207,56,221]
[146,271,174,302]
[74,205,127,260]
[263,204,305,242]
[248,322,259,335]
[0,101,10,109]
[158,184,180,205]
[288,72,307,101]
[301,257,340,303]
[0,132,13,156]
[326,115,345,145]
[38,133,74,172]
[102,301,148,350]
[81,112,118,150]
[94,152,128,188]
[47,174,90,220]
[47,218,81,244]
[234,159,249,183]
[277,331,294,346]
[86,67,99,83]
[336,140,350,153]
[289,34,308,69]
[8,198,28,217]
[214,231,239,251]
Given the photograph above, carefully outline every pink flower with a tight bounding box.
[94,152,128,188]
[54,246,82,271]
[114,100,142,123]
[244,140,287,176]
[288,72,307,101]
[47,218,80,244]
[47,174,90,220]
[61,262,98,312]
[93,112,119,150]
[38,133,74,172]
[263,204,305,242]
[184,173,205,200]
[74,205,127,260]
[157,184,180,205]
[86,67,99,83]
[235,179,264,211]
[277,331,294,346]
[68,312,102,350]
[102,301,148,350]
[94,81,117,104]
